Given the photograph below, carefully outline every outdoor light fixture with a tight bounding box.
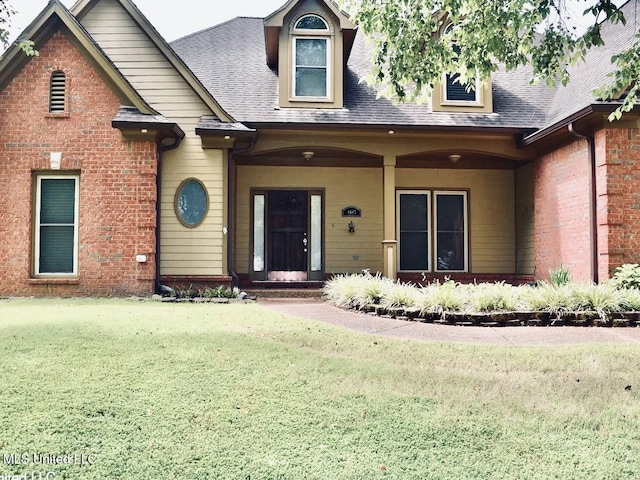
[449,154,461,163]
[302,151,315,160]
[140,128,148,134]
[348,221,355,233]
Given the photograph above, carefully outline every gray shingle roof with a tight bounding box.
[170,2,637,132]
[543,0,639,127]
[112,106,185,139]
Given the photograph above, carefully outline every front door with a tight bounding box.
[251,190,323,282]
[268,190,308,280]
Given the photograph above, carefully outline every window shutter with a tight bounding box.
[49,71,66,113]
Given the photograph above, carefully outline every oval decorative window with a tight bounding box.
[175,179,209,228]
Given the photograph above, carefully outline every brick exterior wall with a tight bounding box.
[534,138,593,282]
[534,128,640,283]
[597,128,640,278]
[0,31,158,296]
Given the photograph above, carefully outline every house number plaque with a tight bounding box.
[342,206,361,217]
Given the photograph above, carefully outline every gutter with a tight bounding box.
[520,106,595,146]
[155,135,183,293]
[568,123,599,283]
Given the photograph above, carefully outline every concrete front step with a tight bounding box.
[244,288,324,299]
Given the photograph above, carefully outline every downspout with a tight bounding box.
[568,123,599,283]
[155,136,182,293]
[227,137,256,288]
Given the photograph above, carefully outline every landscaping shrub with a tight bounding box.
[619,287,640,311]
[611,263,640,290]
[203,286,240,298]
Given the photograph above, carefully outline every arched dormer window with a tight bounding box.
[49,70,66,113]
[295,14,329,31]
[442,24,479,104]
[292,14,331,99]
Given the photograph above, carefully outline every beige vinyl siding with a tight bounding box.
[515,163,535,275]
[81,0,226,276]
[160,133,226,276]
[396,168,516,274]
[236,166,383,275]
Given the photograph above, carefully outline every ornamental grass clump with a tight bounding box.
[418,280,466,315]
[380,281,421,308]
[323,273,372,308]
[467,281,521,312]
[523,282,578,319]
[572,283,623,320]
[352,273,394,309]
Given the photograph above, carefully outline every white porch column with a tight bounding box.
[382,155,397,280]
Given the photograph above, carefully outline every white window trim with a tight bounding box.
[291,36,332,102]
[434,191,469,273]
[396,190,433,273]
[34,175,79,276]
[396,189,469,273]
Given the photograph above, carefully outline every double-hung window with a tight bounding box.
[34,175,79,276]
[397,190,468,272]
[292,14,330,99]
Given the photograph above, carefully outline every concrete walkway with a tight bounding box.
[259,299,640,346]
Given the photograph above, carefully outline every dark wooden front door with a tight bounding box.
[268,190,308,278]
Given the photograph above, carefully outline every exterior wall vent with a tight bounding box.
[49,71,66,113]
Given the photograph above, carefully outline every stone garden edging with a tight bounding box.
[355,305,640,327]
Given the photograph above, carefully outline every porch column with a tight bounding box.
[382,155,397,280]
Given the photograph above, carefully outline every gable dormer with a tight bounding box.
[264,0,356,109]
[432,22,493,113]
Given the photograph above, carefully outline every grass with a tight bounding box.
[1,299,640,479]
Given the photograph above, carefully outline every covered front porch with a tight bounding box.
[229,127,537,288]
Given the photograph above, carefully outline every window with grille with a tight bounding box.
[292,15,331,99]
[49,71,66,113]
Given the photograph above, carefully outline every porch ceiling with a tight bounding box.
[234,147,383,168]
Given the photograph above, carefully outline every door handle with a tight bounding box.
[303,237,308,246]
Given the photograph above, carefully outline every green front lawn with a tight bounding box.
[0,299,639,479]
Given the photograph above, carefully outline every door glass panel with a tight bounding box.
[253,195,265,272]
[311,195,322,272]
